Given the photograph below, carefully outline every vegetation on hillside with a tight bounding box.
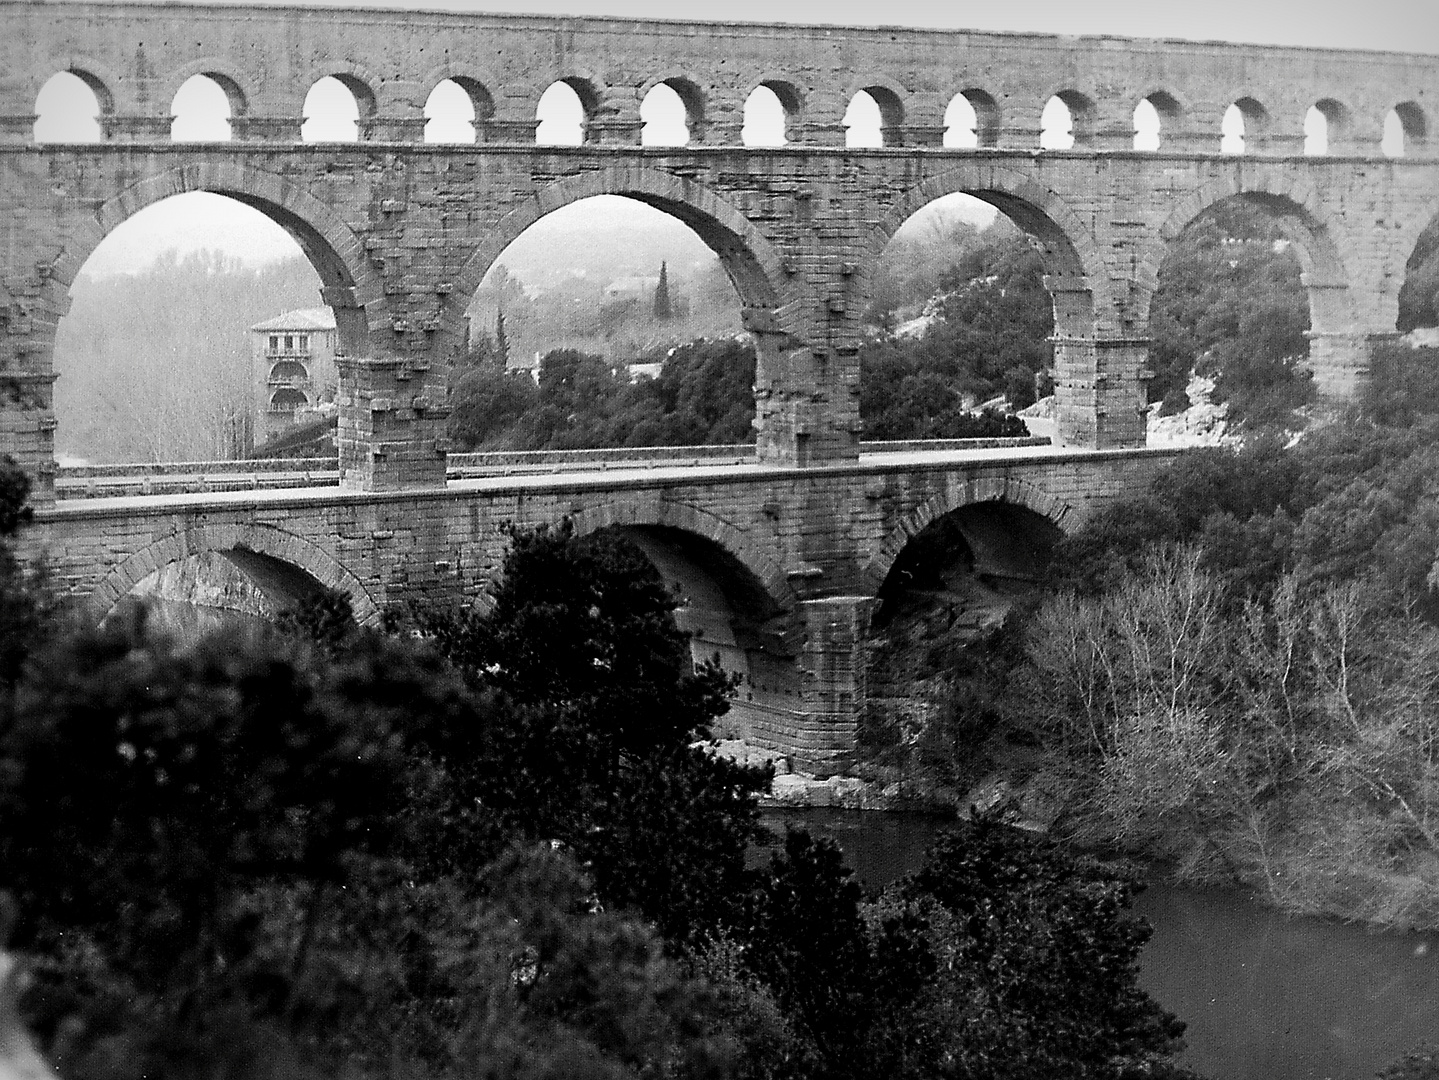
[874,342,1439,932]
[0,469,1199,1078]
[448,338,760,450]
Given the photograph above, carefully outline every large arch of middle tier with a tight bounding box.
[861,164,1104,330]
[1139,168,1360,399]
[856,163,1140,448]
[49,161,388,358]
[449,165,799,343]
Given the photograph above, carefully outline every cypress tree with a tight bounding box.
[653,261,673,319]
[494,309,510,368]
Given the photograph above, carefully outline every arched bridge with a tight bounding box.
[26,440,1173,773]
[3,3,1434,769]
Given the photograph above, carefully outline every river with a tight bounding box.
[760,808,1439,1080]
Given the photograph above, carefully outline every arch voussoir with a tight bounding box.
[452,164,789,327]
[871,163,1101,283]
[87,523,379,628]
[73,163,386,335]
[1141,165,1352,324]
[567,496,795,612]
[863,475,1072,592]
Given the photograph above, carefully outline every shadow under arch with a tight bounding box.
[860,489,1064,762]
[870,165,1100,285]
[567,496,795,612]
[49,161,388,356]
[86,522,380,629]
[1140,170,1354,328]
[1395,194,1439,331]
[862,475,1072,596]
[566,498,803,741]
[451,166,794,342]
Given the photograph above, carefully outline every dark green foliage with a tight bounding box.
[0,456,33,538]
[654,261,673,319]
[1,625,441,962]
[1398,217,1439,333]
[447,364,544,449]
[0,617,492,1077]
[743,829,935,1080]
[1365,343,1439,428]
[276,587,359,654]
[409,842,738,1080]
[469,521,731,750]
[1147,200,1312,431]
[861,229,1053,439]
[1052,414,1439,609]
[1,586,742,1077]
[447,339,758,451]
[0,456,48,709]
[739,821,1193,1080]
[409,521,768,945]
[622,338,757,447]
[901,817,1186,1079]
[1378,1046,1439,1080]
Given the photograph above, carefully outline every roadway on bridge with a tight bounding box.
[37,443,1177,519]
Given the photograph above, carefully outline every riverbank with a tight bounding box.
[757,805,1439,1080]
[715,733,1439,936]
[712,737,1052,827]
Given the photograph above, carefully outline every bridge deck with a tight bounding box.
[37,443,1179,520]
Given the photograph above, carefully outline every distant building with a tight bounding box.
[250,308,339,445]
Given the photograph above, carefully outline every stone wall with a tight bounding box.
[2,3,1434,769]
[21,445,1176,771]
[0,4,1434,503]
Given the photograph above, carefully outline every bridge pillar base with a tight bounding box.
[0,372,57,508]
[336,356,448,491]
[1052,336,1148,449]
[1306,330,1397,401]
[753,343,862,466]
[786,596,875,777]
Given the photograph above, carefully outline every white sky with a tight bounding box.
[40,0,1439,276]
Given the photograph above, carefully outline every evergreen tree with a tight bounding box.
[654,260,673,319]
[494,308,510,368]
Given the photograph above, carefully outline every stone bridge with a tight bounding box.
[25,440,1173,772]
[2,3,1434,767]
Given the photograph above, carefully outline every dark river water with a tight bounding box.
[760,808,1439,1080]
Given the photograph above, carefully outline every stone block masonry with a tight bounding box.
[0,4,1435,499]
[22,445,1177,773]
[2,2,1434,767]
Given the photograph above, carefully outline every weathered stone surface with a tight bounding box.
[3,2,1434,769]
[21,445,1174,772]
[2,3,1435,498]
